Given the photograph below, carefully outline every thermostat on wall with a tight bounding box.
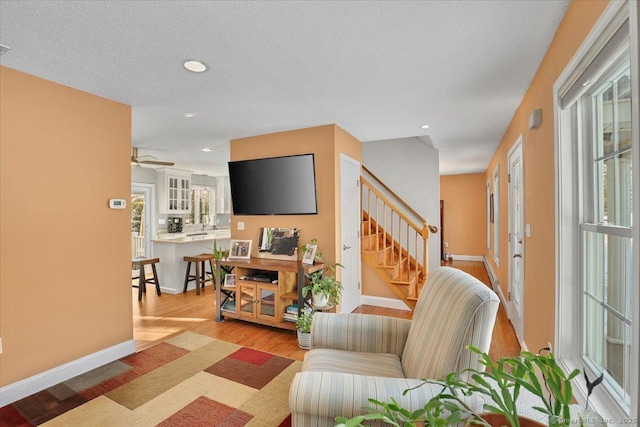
[109,199,126,209]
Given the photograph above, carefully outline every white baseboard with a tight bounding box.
[451,255,484,262]
[482,255,499,291]
[360,295,411,311]
[482,255,528,351]
[0,339,135,406]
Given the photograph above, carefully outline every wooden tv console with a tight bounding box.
[214,257,324,330]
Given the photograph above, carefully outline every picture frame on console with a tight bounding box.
[224,274,237,287]
[229,240,252,259]
[302,244,317,265]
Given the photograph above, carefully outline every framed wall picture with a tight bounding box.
[224,274,236,287]
[302,244,317,265]
[229,239,252,259]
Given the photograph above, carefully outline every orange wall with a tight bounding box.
[0,67,133,386]
[229,124,361,270]
[440,173,487,257]
[485,0,609,352]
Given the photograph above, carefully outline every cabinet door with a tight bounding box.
[168,176,179,211]
[238,283,257,317]
[179,177,190,211]
[257,285,276,321]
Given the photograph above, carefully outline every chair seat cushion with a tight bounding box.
[302,348,405,378]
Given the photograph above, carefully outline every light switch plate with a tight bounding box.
[158,218,166,225]
[237,221,245,230]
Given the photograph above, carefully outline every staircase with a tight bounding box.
[361,166,437,309]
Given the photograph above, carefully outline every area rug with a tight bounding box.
[0,332,300,426]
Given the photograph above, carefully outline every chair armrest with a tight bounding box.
[289,371,480,425]
[311,312,411,358]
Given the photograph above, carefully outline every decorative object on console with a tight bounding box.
[229,239,252,259]
[301,244,317,265]
[257,227,300,261]
[224,274,236,287]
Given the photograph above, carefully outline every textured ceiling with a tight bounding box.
[0,0,570,176]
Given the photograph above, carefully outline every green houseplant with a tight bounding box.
[336,347,586,427]
[302,262,344,307]
[300,239,344,307]
[296,309,314,350]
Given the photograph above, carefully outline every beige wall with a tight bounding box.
[229,124,361,269]
[440,173,487,257]
[0,67,133,386]
[485,0,609,352]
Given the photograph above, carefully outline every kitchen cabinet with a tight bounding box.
[215,176,231,214]
[157,168,192,214]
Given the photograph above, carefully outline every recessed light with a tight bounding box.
[582,79,591,87]
[201,148,213,152]
[420,124,430,129]
[0,44,11,56]
[183,60,208,73]
[183,113,198,118]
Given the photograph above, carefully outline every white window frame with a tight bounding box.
[555,0,639,422]
[487,181,491,251]
[493,165,500,267]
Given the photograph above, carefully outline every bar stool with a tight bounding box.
[132,257,161,301]
[183,254,215,295]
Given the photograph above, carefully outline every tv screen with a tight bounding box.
[228,154,318,215]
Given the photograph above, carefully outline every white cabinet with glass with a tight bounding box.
[156,168,192,214]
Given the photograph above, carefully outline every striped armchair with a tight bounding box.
[289,267,500,426]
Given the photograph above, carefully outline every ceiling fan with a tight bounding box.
[131,147,175,167]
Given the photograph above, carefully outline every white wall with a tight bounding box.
[362,137,440,272]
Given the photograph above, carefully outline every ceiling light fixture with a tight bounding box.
[0,44,11,56]
[183,60,208,73]
[183,113,198,118]
[201,148,213,152]
[420,124,430,129]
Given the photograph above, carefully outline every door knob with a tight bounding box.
[343,245,351,250]
[513,253,522,258]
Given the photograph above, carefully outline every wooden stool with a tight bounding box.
[183,254,215,295]
[132,257,161,301]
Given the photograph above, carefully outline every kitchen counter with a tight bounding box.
[152,229,231,243]
[152,230,231,294]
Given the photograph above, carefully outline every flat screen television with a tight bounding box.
[228,153,318,215]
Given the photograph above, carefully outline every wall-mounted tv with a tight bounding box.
[228,154,318,215]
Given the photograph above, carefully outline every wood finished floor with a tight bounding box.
[133,260,520,362]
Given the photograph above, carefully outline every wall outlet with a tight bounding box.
[444,242,449,248]
[237,221,245,231]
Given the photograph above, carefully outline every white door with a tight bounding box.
[340,154,361,313]
[507,136,525,342]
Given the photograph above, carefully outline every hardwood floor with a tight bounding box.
[133,260,520,362]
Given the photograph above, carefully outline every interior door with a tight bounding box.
[507,136,525,342]
[339,154,361,313]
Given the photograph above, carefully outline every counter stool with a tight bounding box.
[183,254,215,295]
[132,257,161,301]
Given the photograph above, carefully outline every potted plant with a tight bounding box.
[302,263,344,307]
[296,309,314,350]
[336,347,600,427]
[300,239,344,307]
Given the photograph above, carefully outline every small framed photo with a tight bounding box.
[302,244,317,265]
[229,239,252,259]
[224,274,237,287]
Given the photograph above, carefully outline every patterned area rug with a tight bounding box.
[0,332,299,426]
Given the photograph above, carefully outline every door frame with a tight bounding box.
[131,182,156,258]
[507,135,525,344]
[339,154,362,313]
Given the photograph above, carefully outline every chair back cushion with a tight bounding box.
[401,267,499,379]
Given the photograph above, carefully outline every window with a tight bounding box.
[186,185,215,226]
[556,1,638,419]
